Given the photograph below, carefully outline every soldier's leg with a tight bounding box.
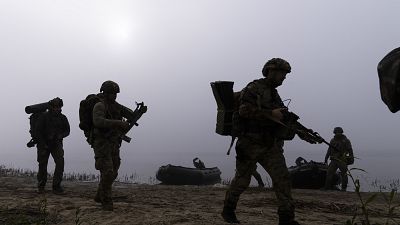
[111,146,121,181]
[94,183,102,203]
[222,137,258,223]
[96,144,121,210]
[37,147,50,190]
[98,157,114,210]
[259,145,295,224]
[93,139,114,210]
[337,162,348,191]
[94,157,103,203]
[324,161,339,189]
[224,159,257,209]
[50,142,65,190]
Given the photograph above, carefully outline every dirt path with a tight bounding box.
[0,176,399,225]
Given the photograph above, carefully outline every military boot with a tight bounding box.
[38,181,46,193]
[279,221,300,225]
[279,216,300,225]
[94,193,102,203]
[38,186,45,194]
[52,185,64,194]
[279,211,300,225]
[221,207,240,224]
[102,202,114,211]
[279,220,300,225]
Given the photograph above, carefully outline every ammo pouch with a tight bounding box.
[240,117,296,141]
[345,155,354,165]
[272,111,299,140]
[273,125,296,140]
[238,119,277,135]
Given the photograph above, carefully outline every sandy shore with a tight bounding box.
[0,175,399,225]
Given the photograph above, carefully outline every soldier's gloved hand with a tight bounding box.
[141,105,148,113]
[117,120,130,131]
[271,108,286,121]
[111,120,128,130]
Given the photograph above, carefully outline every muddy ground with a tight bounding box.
[0,175,399,225]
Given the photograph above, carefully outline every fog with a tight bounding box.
[1,1,400,188]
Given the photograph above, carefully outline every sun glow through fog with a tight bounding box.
[106,18,136,47]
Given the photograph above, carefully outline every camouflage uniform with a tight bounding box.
[324,128,354,191]
[223,77,296,223]
[35,98,70,192]
[91,81,130,210]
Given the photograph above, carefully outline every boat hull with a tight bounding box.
[288,161,340,189]
[156,165,222,185]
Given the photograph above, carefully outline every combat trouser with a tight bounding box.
[224,134,295,221]
[92,138,121,207]
[37,141,64,189]
[325,159,348,190]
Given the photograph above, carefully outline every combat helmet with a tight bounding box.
[100,80,120,94]
[48,97,63,107]
[333,127,344,134]
[262,58,291,77]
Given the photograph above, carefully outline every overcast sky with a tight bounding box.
[1,0,399,184]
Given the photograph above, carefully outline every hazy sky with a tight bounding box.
[1,1,400,184]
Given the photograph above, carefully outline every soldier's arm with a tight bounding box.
[324,149,331,163]
[324,140,334,163]
[238,85,274,120]
[347,139,354,157]
[92,102,124,129]
[121,104,135,121]
[60,115,70,138]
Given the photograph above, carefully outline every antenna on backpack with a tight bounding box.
[282,99,292,108]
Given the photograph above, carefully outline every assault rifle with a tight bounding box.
[121,102,148,143]
[278,109,338,151]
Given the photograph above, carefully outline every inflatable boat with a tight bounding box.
[156,164,222,185]
[288,157,340,189]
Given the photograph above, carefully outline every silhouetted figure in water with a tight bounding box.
[35,97,70,194]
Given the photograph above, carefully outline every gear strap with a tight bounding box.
[227,136,237,155]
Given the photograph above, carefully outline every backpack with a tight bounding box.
[210,81,242,154]
[211,80,294,154]
[378,47,400,113]
[25,102,49,148]
[79,94,102,143]
[210,81,242,135]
